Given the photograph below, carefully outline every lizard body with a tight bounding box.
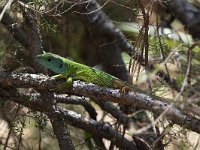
[36,52,126,89]
[36,53,170,115]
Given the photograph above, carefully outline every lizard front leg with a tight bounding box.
[51,74,73,92]
[55,77,73,92]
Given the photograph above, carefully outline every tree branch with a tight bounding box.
[0,86,138,150]
[0,8,29,48]
[22,9,46,73]
[91,97,129,125]
[55,95,97,120]
[0,72,200,134]
[39,90,75,150]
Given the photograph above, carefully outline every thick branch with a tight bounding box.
[23,9,45,73]
[0,8,29,48]
[68,81,200,133]
[39,90,75,150]
[55,95,97,120]
[91,97,129,125]
[21,93,98,120]
[0,72,200,133]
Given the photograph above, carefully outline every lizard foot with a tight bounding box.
[120,86,131,94]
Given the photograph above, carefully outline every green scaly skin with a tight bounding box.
[36,52,126,89]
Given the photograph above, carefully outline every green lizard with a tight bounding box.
[36,52,135,91]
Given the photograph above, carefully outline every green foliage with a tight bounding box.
[149,36,172,54]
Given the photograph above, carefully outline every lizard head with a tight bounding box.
[36,52,68,74]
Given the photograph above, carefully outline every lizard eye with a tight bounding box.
[59,63,63,68]
[47,57,52,62]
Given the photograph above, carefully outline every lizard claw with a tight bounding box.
[120,86,131,94]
